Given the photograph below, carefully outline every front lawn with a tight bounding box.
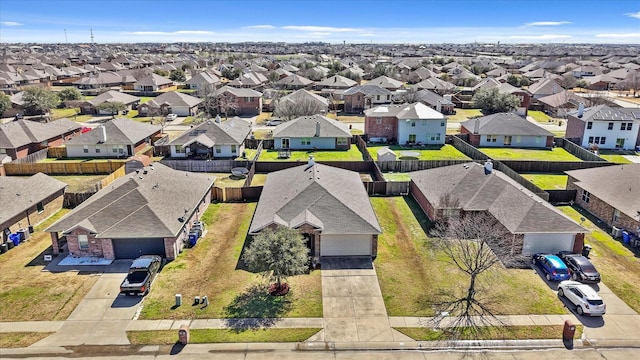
[479,148,582,162]
[0,332,54,348]
[395,325,582,341]
[139,203,322,319]
[447,108,483,122]
[0,209,99,321]
[520,174,568,190]
[559,206,640,313]
[258,144,363,161]
[367,144,470,161]
[128,328,321,345]
[372,197,567,317]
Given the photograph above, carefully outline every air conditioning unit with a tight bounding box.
[611,226,623,239]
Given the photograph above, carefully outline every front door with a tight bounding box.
[281,138,290,149]
[616,138,625,149]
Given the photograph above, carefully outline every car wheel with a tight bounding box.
[144,282,150,296]
[558,288,564,297]
[532,258,536,265]
[576,306,584,315]
[572,273,578,281]
[545,273,551,281]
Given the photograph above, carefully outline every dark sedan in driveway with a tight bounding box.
[559,253,601,284]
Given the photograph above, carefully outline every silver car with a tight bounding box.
[558,280,606,316]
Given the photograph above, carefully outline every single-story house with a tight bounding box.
[364,102,446,145]
[460,113,555,148]
[277,74,314,89]
[80,90,141,115]
[133,73,174,92]
[538,90,592,118]
[1,173,67,244]
[249,162,382,260]
[45,163,215,260]
[410,162,586,255]
[167,117,251,158]
[185,71,220,91]
[415,89,455,115]
[64,118,162,158]
[0,119,82,161]
[138,91,202,117]
[272,114,351,150]
[277,89,329,114]
[315,74,358,90]
[565,105,639,150]
[566,164,640,232]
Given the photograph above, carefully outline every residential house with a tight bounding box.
[316,74,358,90]
[185,71,220,91]
[366,75,404,90]
[79,90,141,115]
[412,77,456,94]
[566,164,640,233]
[528,78,564,99]
[278,89,329,114]
[272,114,351,150]
[249,162,381,260]
[45,163,215,260]
[133,73,174,92]
[167,117,251,158]
[364,102,446,145]
[415,89,455,115]
[276,74,314,89]
[138,91,202,117]
[538,90,592,118]
[72,71,134,90]
[212,86,263,116]
[1,173,67,244]
[460,113,555,148]
[343,85,393,113]
[228,72,267,88]
[64,118,161,158]
[565,105,639,150]
[410,162,586,255]
[0,119,82,160]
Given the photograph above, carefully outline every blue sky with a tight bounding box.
[1,0,639,44]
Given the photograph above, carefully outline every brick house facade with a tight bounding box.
[2,191,64,240]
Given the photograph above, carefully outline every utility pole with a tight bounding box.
[90,29,94,43]
[64,29,67,43]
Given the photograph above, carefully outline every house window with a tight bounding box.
[613,209,621,224]
[36,201,44,213]
[600,137,606,145]
[83,145,88,153]
[246,97,253,102]
[215,145,221,154]
[486,135,497,143]
[620,123,626,130]
[411,121,416,127]
[587,122,593,129]
[627,123,633,130]
[175,145,186,154]
[504,136,512,146]
[301,138,311,145]
[376,117,382,124]
[337,138,348,145]
[78,234,89,250]
[95,146,101,153]
[386,95,390,100]
[594,137,600,144]
[581,190,590,203]
[429,133,441,141]
[231,145,237,153]
[588,136,594,144]
[441,121,445,127]
[408,134,417,143]
[535,136,542,143]
[376,95,380,101]
[516,135,521,143]
[608,122,614,130]
[112,145,118,153]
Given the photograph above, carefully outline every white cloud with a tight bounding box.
[626,11,640,19]
[129,30,213,36]
[524,21,571,27]
[509,34,572,40]
[282,25,361,32]
[1,21,23,26]
[595,33,640,38]
[244,25,275,29]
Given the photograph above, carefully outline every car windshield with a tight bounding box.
[587,299,604,305]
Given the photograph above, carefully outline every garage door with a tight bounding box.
[321,234,372,257]
[112,238,165,259]
[522,233,575,256]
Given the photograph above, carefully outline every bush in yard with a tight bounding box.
[242,226,309,296]
[472,87,520,115]
[57,87,83,101]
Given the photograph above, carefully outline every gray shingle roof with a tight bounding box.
[250,163,381,235]
[134,73,173,87]
[460,113,554,136]
[280,89,329,107]
[272,114,351,138]
[410,162,585,234]
[146,91,202,108]
[567,105,635,122]
[366,75,404,89]
[65,118,160,146]
[88,90,141,106]
[46,163,215,238]
[213,85,262,98]
[0,119,82,149]
[168,117,251,147]
[364,102,445,120]
[0,173,67,226]
[343,84,392,96]
[316,75,358,88]
[565,164,640,219]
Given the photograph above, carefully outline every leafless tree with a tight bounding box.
[428,206,526,341]
[401,87,421,103]
[200,86,238,119]
[274,97,324,120]
[215,94,239,119]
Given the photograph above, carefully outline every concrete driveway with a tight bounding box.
[319,257,412,343]
[32,260,142,347]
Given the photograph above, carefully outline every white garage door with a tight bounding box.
[522,233,575,256]
[321,234,372,256]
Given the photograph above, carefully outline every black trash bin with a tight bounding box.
[582,244,592,257]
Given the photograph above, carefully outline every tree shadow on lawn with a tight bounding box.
[222,283,293,331]
[402,195,435,236]
[234,233,253,271]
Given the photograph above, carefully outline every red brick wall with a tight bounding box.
[344,94,364,113]
[233,96,262,116]
[3,192,64,235]
[565,116,585,143]
[410,180,437,221]
[460,126,481,146]
[545,136,555,148]
[365,116,398,141]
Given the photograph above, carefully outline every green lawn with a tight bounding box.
[479,147,582,162]
[372,197,567,317]
[139,203,323,320]
[250,173,268,186]
[559,206,640,313]
[51,175,107,192]
[258,144,364,161]
[367,144,470,161]
[597,150,637,164]
[447,108,483,122]
[383,172,411,181]
[520,174,568,190]
[139,96,154,103]
[128,328,321,345]
[528,110,553,123]
[396,325,582,341]
[51,108,79,120]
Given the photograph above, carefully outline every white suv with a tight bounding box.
[558,280,606,316]
[165,113,178,121]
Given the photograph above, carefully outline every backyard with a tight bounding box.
[597,150,637,164]
[520,174,568,190]
[446,108,483,122]
[257,144,364,161]
[366,144,470,161]
[372,197,568,317]
[139,203,323,320]
[51,175,107,192]
[479,147,583,162]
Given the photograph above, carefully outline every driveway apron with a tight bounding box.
[320,257,412,342]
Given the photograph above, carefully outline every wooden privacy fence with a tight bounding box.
[160,159,251,172]
[4,160,127,175]
[547,190,577,205]
[500,160,614,173]
[11,148,49,163]
[492,161,550,201]
[47,147,67,159]
[376,159,473,172]
[212,186,263,202]
[556,138,608,162]
[62,166,126,208]
[451,135,490,161]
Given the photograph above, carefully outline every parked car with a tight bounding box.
[558,280,606,316]
[165,113,178,121]
[119,255,163,296]
[558,252,601,283]
[265,119,283,126]
[532,254,571,281]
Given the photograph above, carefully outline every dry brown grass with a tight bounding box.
[0,332,54,348]
[139,203,322,319]
[0,209,99,321]
[51,175,107,192]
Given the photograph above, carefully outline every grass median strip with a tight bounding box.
[0,332,54,348]
[395,325,583,341]
[127,328,321,344]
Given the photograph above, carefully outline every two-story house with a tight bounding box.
[213,86,263,116]
[565,104,640,150]
[364,102,446,145]
[344,85,393,114]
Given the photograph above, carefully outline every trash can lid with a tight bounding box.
[583,244,592,249]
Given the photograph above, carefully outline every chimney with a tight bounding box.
[315,121,320,137]
[436,100,442,113]
[484,159,493,175]
[308,155,315,167]
[473,118,480,135]
[100,125,107,143]
[578,102,585,118]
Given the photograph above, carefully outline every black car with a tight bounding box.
[559,253,601,284]
[120,255,163,296]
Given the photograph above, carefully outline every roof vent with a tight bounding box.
[578,102,585,118]
[483,159,493,175]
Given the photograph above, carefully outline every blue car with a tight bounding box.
[532,254,571,281]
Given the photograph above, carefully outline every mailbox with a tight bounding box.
[178,324,189,345]
[563,319,576,349]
